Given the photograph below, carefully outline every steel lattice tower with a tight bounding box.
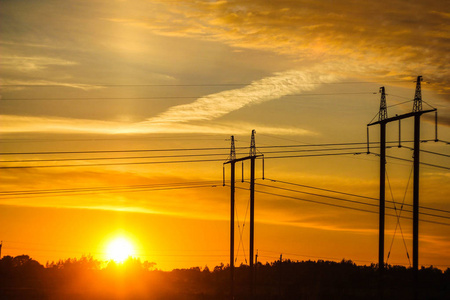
[413,76,423,112]
[229,136,236,161]
[379,87,388,121]
[249,129,256,156]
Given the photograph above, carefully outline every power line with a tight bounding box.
[0,147,369,163]
[0,185,219,200]
[401,146,450,158]
[0,80,411,88]
[0,147,369,164]
[0,158,224,169]
[255,181,380,208]
[0,92,377,101]
[266,152,364,160]
[2,150,447,170]
[0,136,227,143]
[385,155,450,170]
[265,178,378,201]
[0,147,233,156]
[0,140,436,156]
[1,153,229,163]
[258,141,423,149]
[2,177,447,216]
[265,178,450,215]
[0,152,367,169]
[236,187,450,227]
[368,152,450,170]
[0,96,200,101]
[0,181,221,197]
[254,182,450,220]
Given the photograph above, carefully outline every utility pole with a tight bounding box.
[412,77,423,299]
[378,87,387,273]
[229,136,236,299]
[224,130,263,299]
[249,129,256,297]
[368,76,436,298]
[412,76,422,274]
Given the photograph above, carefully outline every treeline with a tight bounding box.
[1,255,449,299]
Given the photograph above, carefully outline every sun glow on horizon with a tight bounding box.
[106,237,136,263]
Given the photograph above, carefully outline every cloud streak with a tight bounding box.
[1,56,77,72]
[0,114,314,136]
[0,79,102,91]
[145,69,338,124]
[1,69,331,135]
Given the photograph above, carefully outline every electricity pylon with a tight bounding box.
[368,76,436,297]
[224,130,263,299]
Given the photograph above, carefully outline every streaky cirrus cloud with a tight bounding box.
[0,56,77,72]
[143,68,338,124]
[0,114,314,136]
[0,79,102,92]
[1,69,334,135]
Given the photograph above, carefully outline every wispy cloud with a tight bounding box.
[0,115,119,133]
[0,79,102,91]
[145,69,338,124]
[1,56,77,72]
[0,114,315,136]
[110,0,450,99]
[1,69,331,135]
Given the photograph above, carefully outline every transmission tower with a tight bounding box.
[412,76,423,112]
[379,87,388,121]
[249,129,256,156]
[224,130,263,299]
[230,136,236,161]
[368,76,436,298]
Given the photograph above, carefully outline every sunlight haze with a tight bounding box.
[0,0,449,275]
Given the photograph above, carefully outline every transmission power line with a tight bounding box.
[2,178,448,220]
[0,92,377,101]
[264,178,450,215]
[0,152,370,169]
[1,139,447,169]
[252,181,450,220]
[0,147,371,163]
[2,152,446,170]
[0,183,214,195]
[0,181,221,198]
[0,80,411,88]
[235,186,450,227]
[0,139,444,155]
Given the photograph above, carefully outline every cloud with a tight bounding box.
[0,114,315,136]
[1,69,329,135]
[110,0,450,99]
[0,115,120,134]
[145,69,338,124]
[0,79,102,91]
[0,56,77,72]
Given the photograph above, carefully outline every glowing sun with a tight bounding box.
[106,237,136,263]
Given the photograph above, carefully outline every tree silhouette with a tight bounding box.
[1,254,449,299]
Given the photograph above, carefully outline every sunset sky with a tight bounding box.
[1,0,449,271]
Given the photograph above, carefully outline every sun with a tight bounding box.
[106,237,136,263]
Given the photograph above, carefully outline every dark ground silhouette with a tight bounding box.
[0,255,449,299]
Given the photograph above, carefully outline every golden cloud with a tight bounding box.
[109,0,449,98]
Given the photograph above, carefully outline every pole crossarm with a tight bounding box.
[367,109,436,127]
[224,154,264,165]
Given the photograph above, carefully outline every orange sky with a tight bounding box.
[0,0,449,271]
